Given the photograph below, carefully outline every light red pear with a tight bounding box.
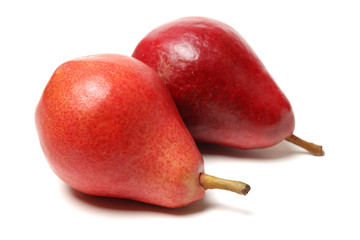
[132,17,324,156]
[35,54,250,208]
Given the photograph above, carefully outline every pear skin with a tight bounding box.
[133,17,323,156]
[35,54,205,208]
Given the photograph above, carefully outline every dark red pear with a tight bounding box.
[132,17,324,156]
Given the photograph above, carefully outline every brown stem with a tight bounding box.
[285,134,324,156]
[199,173,250,196]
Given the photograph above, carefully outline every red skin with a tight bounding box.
[35,54,205,208]
[132,17,295,149]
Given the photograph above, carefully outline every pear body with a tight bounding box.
[133,17,295,149]
[35,54,205,208]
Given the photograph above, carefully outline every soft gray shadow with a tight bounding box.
[64,185,253,216]
[210,201,253,215]
[65,185,210,216]
[197,140,306,161]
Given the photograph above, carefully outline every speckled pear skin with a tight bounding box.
[132,17,295,149]
[35,54,205,208]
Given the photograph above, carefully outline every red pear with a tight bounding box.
[132,17,324,156]
[35,54,250,208]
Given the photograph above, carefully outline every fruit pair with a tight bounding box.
[35,17,323,208]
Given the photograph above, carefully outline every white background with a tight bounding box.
[1,0,359,239]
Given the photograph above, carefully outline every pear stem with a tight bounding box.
[285,134,324,156]
[199,173,250,196]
